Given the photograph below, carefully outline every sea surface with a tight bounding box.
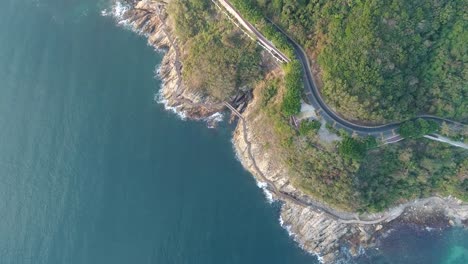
[0,0,466,263]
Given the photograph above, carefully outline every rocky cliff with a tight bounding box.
[109,1,468,263]
[233,87,468,262]
[111,0,224,121]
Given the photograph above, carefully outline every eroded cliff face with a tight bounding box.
[232,94,371,262]
[111,1,468,263]
[116,0,224,120]
[279,203,368,262]
[232,89,468,263]
[118,4,366,260]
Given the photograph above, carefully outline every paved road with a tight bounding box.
[226,101,468,224]
[225,101,387,224]
[221,0,466,139]
[272,22,468,138]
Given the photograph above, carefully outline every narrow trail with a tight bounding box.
[218,0,467,140]
[130,2,468,225]
[225,102,423,225]
[226,102,468,224]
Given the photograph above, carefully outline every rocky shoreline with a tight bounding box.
[105,0,225,123]
[233,91,468,262]
[107,1,468,263]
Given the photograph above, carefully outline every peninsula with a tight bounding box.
[109,0,468,262]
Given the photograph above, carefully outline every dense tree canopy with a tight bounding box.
[168,0,262,101]
[398,118,439,138]
[164,0,468,212]
[249,0,468,122]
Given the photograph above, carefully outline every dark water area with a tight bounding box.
[0,0,466,264]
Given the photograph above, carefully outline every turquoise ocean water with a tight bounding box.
[0,1,466,263]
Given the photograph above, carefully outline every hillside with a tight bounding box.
[248,0,467,123]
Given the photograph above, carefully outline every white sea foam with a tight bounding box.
[231,144,275,204]
[101,1,129,19]
[231,139,243,163]
[154,86,224,127]
[154,88,189,121]
[278,215,295,237]
[279,216,324,263]
[257,181,267,189]
[425,226,436,232]
[155,89,187,120]
[103,1,223,128]
[263,189,274,203]
[101,1,133,32]
[102,1,188,122]
[205,112,224,128]
[154,64,187,120]
[101,1,147,34]
[256,181,274,203]
[154,64,162,77]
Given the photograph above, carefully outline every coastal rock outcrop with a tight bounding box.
[109,1,468,263]
[232,88,468,262]
[114,0,224,120]
[232,96,369,262]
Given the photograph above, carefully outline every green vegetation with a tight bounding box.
[248,0,468,122]
[229,0,295,58]
[254,78,356,208]
[252,74,466,211]
[168,0,211,40]
[338,136,377,160]
[228,0,304,117]
[299,120,321,136]
[356,140,468,211]
[440,122,468,144]
[163,0,467,212]
[281,60,303,116]
[168,0,262,101]
[261,82,278,107]
[398,118,439,138]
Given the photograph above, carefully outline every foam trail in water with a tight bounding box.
[205,112,224,128]
[101,1,147,35]
[279,215,295,237]
[154,89,187,120]
[256,181,274,204]
[101,1,129,20]
[103,1,224,127]
[279,216,324,263]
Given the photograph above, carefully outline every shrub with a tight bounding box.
[281,60,303,117]
[338,136,376,160]
[299,120,321,135]
[398,118,439,138]
[338,136,367,160]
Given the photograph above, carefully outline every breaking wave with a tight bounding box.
[101,1,129,21]
[154,89,187,120]
[256,181,274,204]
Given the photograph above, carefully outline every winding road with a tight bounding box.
[226,101,468,225]
[219,0,466,140]
[217,0,468,224]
